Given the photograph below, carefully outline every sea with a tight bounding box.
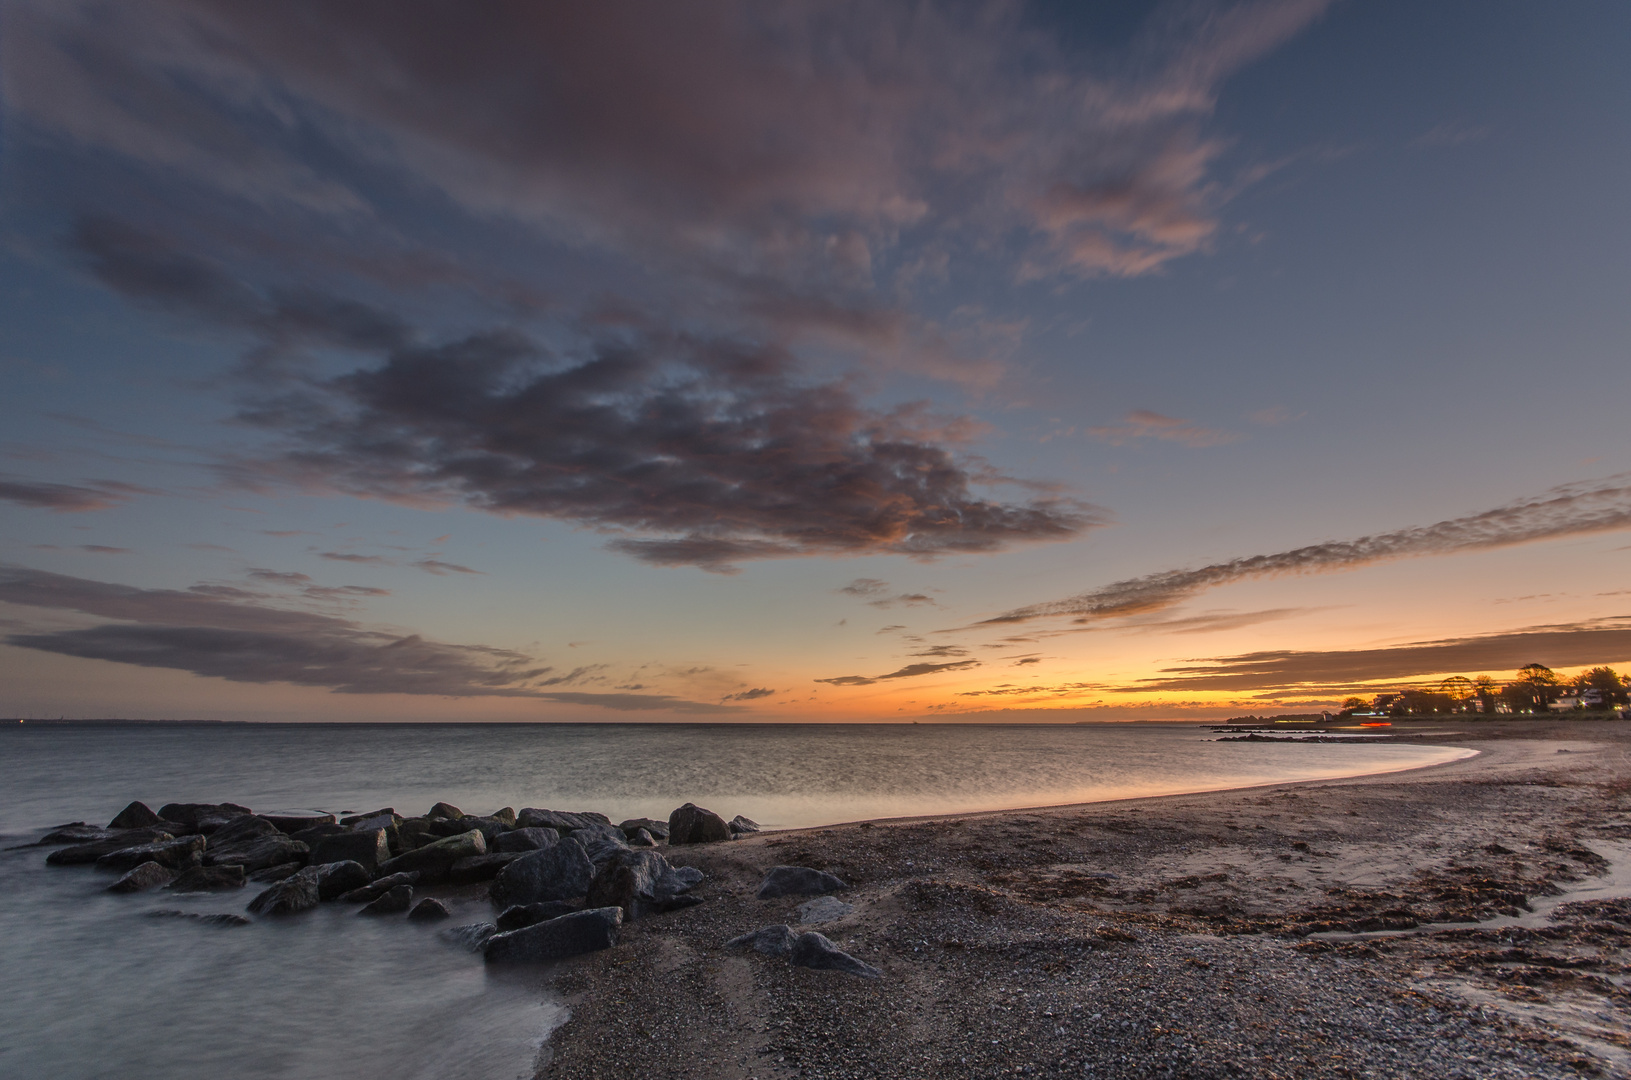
[0,721,1476,1080]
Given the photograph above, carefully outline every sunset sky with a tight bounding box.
[2,0,1629,722]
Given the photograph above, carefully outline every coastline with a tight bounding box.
[538,720,1631,1078]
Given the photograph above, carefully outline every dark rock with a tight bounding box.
[450,852,523,885]
[247,866,320,915]
[249,862,301,883]
[726,924,799,957]
[585,849,705,920]
[789,931,881,978]
[427,802,465,820]
[517,808,611,832]
[358,884,413,915]
[454,816,512,844]
[494,827,559,853]
[290,822,351,846]
[756,866,849,899]
[167,865,247,891]
[495,901,579,932]
[45,829,175,863]
[729,815,761,835]
[148,909,251,927]
[796,896,854,924]
[377,829,486,885]
[408,898,452,921]
[97,834,206,873]
[340,808,396,827]
[345,812,402,853]
[619,818,670,841]
[107,861,176,893]
[205,832,309,873]
[442,922,497,951]
[667,803,731,845]
[208,815,279,846]
[571,824,632,867]
[489,807,517,826]
[309,829,391,874]
[107,801,163,830]
[258,810,336,833]
[490,838,595,909]
[38,824,118,846]
[157,803,254,833]
[337,871,420,903]
[396,818,444,851]
[315,860,373,900]
[626,828,657,848]
[483,906,622,964]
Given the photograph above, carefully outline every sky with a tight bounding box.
[2,0,1629,723]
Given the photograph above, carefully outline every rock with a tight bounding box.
[667,803,732,845]
[290,823,350,846]
[247,866,321,915]
[107,861,176,893]
[249,862,302,884]
[96,834,206,873]
[619,818,670,841]
[489,807,517,826]
[483,907,623,964]
[38,824,118,846]
[789,931,881,978]
[756,866,849,899]
[315,860,373,900]
[450,852,522,885]
[337,871,420,903]
[571,824,632,866]
[396,818,455,851]
[493,827,559,853]
[584,849,705,920]
[259,810,336,833]
[157,803,254,833]
[729,815,761,835]
[107,801,163,830]
[427,802,465,820]
[45,829,175,864]
[205,832,309,873]
[408,898,452,921]
[358,885,413,915]
[454,816,512,845]
[340,807,396,827]
[517,808,611,832]
[346,812,403,854]
[625,828,657,848]
[442,922,497,952]
[490,838,595,909]
[209,815,279,846]
[726,924,799,957]
[495,901,580,932]
[309,829,391,874]
[377,829,487,885]
[167,865,247,891]
[148,909,252,927]
[796,896,854,924]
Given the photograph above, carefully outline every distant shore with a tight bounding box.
[539,719,1631,1079]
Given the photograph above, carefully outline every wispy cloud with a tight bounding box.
[721,687,775,702]
[0,476,147,512]
[816,658,981,687]
[1086,409,1237,448]
[414,559,481,576]
[319,552,390,565]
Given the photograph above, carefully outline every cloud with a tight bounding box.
[1086,409,1237,448]
[816,657,980,686]
[0,476,143,512]
[839,578,889,597]
[414,559,481,576]
[988,475,1631,625]
[535,692,738,715]
[721,687,776,702]
[183,543,235,552]
[247,568,313,585]
[319,552,390,565]
[910,644,969,658]
[1128,618,1631,693]
[78,545,132,554]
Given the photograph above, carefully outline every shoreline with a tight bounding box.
[537,719,1631,1078]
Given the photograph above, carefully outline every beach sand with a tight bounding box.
[537,720,1631,1079]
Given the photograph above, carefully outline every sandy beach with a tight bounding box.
[538,720,1631,1079]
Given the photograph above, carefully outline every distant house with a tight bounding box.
[1549,696,1580,712]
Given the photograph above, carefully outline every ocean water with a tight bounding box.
[0,721,1476,1080]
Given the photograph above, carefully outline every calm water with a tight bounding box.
[0,721,1476,1080]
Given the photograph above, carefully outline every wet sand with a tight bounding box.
[538,719,1631,1079]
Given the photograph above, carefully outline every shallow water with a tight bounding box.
[0,721,1475,1080]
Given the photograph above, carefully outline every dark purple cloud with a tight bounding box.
[721,687,776,702]
[0,477,144,512]
[415,559,480,576]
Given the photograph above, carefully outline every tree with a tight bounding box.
[1472,674,1497,714]
[1439,676,1474,712]
[1577,666,1629,706]
[1340,697,1366,715]
[1511,663,1560,712]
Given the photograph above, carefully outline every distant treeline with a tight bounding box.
[1339,665,1629,717]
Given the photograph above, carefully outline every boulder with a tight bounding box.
[376,829,486,885]
[157,803,254,833]
[482,907,623,964]
[396,818,457,851]
[208,815,280,846]
[148,909,252,927]
[96,834,205,873]
[259,810,336,834]
[756,866,849,900]
[494,827,559,853]
[619,818,670,841]
[442,923,497,952]
[167,865,247,891]
[517,808,611,832]
[427,802,465,820]
[45,829,175,864]
[358,885,413,915]
[729,815,761,836]
[107,801,163,830]
[667,803,731,845]
[340,808,397,827]
[309,829,391,874]
[249,862,302,883]
[571,825,632,867]
[796,896,854,924]
[489,807,517,826]
[584,849,705,920]
[625,828,657,848]
[290,822,351,847]
[490,838,595,909]
[450,852,522,886]
[789,931,881,978]
[408,898,452,921]
[495,901,579,932]
[454,816,512,844]
[107,861,176,893]
[315,860,373,900]
[344,812,402,853]
[205,832,309,873]
[337,871,420,903]
[247,866,320,915]
[38,824,118,846]
[726,924,799,957]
